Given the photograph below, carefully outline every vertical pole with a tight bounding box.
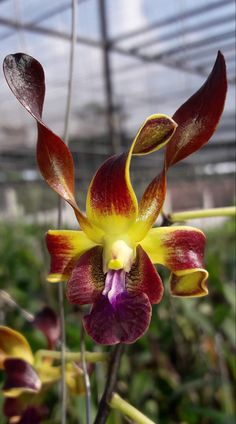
[99,0,120,154]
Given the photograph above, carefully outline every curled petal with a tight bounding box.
[3,53,94,236]
[46,230,96,282]
[166,51,227,167]
[170,269,208,297]
[3,358,41,398]
[126,245,164,304]
[86,115,176,234]
[66,246,104,305]
[0,326,33,369]
[83,292,151,345]
[33,307,60,349]
[140,226,208,297]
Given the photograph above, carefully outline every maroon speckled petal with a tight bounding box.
[83,292,151,345]
[3,358,41,395]
[66,246,105,305]
[126,245,164,304]
[33,307,60,349]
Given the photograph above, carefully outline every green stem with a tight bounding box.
[34,350,108,364]
[110,393,156,424]
[169,206,236,222]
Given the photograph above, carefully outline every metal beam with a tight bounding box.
[111,0,233,43]
[131,14,234,53]
[175,42,235,63]
[0,15,102,48]
[152,30,235,60]
[98,0,120,154]
[0,10,234,84]
[0,0,88,42]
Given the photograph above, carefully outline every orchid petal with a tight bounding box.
[3,358,41,398]
[130,167,167,241]
[166,51,227,167]
[127,245,164,304]
[19,406,45,424]
[0,326,34,368]
[65,363,86,395]
[3,53,95,237]
[46,229,96,282]
[140,226,208,297]
[169,269,208,297]
[86,115,176,234]
[66,246,104,305]
[33,307,60,349]
[83,292,151,345]
[38,364,61,385]
[3,397,23,418]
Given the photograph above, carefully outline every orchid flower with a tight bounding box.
[3,52,227,345]
[0,308,84,399]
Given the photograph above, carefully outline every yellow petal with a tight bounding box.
[86,114,176,236]
[170,268,208,297]
[140,226,209,297]
[0,327,34,368]
[46,229,97,283]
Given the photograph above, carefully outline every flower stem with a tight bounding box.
[57,1,77,422]
[168,206,236,222]
[110,393,156,424]
[34,350,108,364]
[94,344,124,424]
[80,325,91,424]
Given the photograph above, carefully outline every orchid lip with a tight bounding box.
[102,270,126,307]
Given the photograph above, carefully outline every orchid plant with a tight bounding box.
[3,51,227,347]
[0,306,103,423]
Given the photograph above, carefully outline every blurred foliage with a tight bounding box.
[0,219,235,423]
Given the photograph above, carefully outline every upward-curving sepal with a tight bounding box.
[0,326,34,368]
[86,114,176,234]
[166,51,227,167]
[3,53,90,232]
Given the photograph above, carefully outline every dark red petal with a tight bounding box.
[134,167,167,239]
[83,292,151,345]
[133,115,177,155]
[166,51,227,167]
[3,358,41,394]
[19,406,47,424]
[33,307,60,349]
[126,245,164,304]
[66,246,105,305]
[161,228,206,271]
[3,53,89,230]
[3,397,23,417]
[87,152,138,233]
[86,115,176,235]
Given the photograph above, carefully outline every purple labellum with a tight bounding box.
[84,270,152,344]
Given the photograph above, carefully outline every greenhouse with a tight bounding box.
[0,1,235,423]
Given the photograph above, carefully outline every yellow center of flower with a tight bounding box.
[103,239,134,273]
